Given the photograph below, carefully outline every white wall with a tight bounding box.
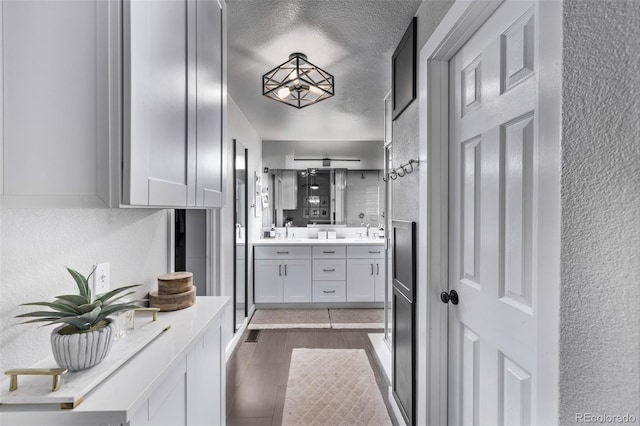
[221,96,262,349]
[262,139,383,170]
[0,208,169,373]
[560,0,640,422]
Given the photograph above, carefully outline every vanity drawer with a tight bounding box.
[254,245,311,260]
[313,259,346,281]
[346,245,385,259]
[312,281,346,302]
[312,245,346,259]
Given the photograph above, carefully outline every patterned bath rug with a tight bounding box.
[248,309,331,329]
[282,348,392,426]
[329,309,385,329]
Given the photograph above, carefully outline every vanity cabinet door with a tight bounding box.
[346,259,375,302]
[255,260,283,303]
[374,259,386,302]
[283,260,312,303]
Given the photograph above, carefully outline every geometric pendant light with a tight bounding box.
[262,52,334,109]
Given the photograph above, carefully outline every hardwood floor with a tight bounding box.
[226,328,393,426]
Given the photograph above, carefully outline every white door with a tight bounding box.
[449,2,539,424]
[282,260,312,303]
[346,259,375,301]
[254,260,282,303]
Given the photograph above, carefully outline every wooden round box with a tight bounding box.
[151,272,195,311]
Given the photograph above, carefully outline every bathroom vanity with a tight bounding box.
[253,239,385,304]
[0,296,230,426]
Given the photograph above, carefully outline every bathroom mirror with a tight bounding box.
[233,140,248,332]
[266,168,383,227]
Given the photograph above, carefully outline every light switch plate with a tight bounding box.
[93,262,110,295]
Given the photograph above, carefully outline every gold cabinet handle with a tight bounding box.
[4,368,68,392]
[135,307,160,321]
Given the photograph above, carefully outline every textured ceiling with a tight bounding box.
[227,0,422,141]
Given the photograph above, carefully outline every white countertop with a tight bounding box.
[253,237,385,246]
[0,296,230,426]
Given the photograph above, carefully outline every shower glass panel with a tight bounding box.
[233,140,248,332]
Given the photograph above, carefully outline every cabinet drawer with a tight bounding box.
[347,245,385,259]
[312,245,346,259]
[313,281,346,302]
[254,245,311,259]
[313,259,346,281]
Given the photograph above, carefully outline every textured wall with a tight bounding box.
[391,0,453,224]
[560,0,640,423]
[0,208,169,373]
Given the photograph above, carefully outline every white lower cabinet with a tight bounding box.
[0,298,228,426]
[283,260,313,302]
[254,257,312,303]
[346,259,376,301]
[254,243,385,304]
[254,260,283,303]
[129,316,223,426]
[130,358,188,426]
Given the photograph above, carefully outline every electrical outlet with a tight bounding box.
[93,262,110,295]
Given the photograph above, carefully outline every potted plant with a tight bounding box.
[16,267,143,371]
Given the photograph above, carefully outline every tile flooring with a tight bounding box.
[226,329,393,426]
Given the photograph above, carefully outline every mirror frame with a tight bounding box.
[233,139,248,333]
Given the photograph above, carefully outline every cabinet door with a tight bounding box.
[195,0,223,207]
[123,0,196,207]
[2,1,111,207]
[374,259,386,302]
[187,320,223,425]
[254,260,283,303]
[283,260,312,303]
[130,357,188,426]
[346,259,375,302]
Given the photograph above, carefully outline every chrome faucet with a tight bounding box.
[285,222,291,239]
[366,223,370,238]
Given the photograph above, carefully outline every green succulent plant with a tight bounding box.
[17,267,144,335]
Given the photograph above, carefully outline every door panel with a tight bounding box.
[254,260,282,303]
[125,0,196,207]
[282,260,312,303]
[346,259,375,301]
[449,2,537,425]
[195,0,223,207]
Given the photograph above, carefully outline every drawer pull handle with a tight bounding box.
[369,251,381,254]
[376,264,379,275]
[323,268,336,272]
[323,251,335,254]
[284,264,287,276]
[277,251,290,254]
[279,264,282,276]
[371,264,374,275]
[323,290,336,294]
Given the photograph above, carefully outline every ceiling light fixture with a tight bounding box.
[263,53,334,109]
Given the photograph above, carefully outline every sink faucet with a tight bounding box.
[366,223,370,238]
[285,222,291,239]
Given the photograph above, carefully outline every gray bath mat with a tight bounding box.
[248,309,331,329]
[282,348,392,425]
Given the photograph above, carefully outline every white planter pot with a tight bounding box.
[50,321,117,371]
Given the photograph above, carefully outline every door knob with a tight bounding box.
[440,290,459,305]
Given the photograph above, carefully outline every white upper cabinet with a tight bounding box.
[195,0,224,207]
[1,0,226,208]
